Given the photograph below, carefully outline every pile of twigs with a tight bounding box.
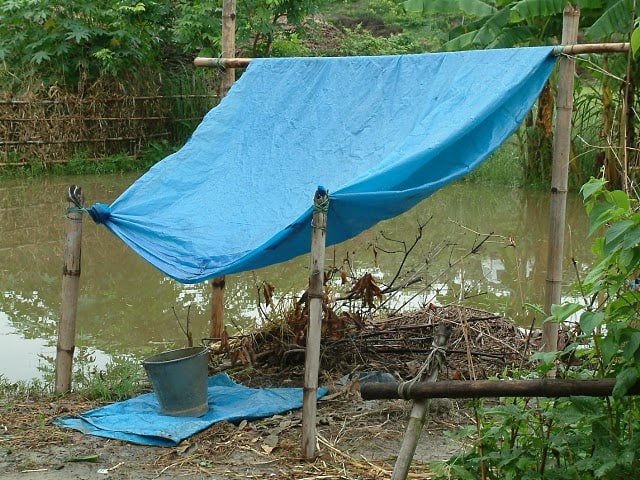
[216,304,535,385]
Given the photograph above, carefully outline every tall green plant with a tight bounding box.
[0,0,174,93]
[403,1,639,188]
[432,177,640,479]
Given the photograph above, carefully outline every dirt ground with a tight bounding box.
[1,306,537,479]
[0,390,467,479]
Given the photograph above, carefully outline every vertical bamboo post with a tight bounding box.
[220,0,236,96]
[391,324,450,480]
[209,276,226,342]
[55,186,84,394]
[209,0,237,343]
[302,187,329,460]
[542,5,580,353]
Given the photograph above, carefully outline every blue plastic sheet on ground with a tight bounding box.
[55,373,329,446]
[88,48,556,284]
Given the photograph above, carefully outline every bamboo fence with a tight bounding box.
[0,91,219,167]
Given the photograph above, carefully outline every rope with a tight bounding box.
[66,185,86,222]
[311,189,330,230]
[313,194,330,214]
[396,342,447,400]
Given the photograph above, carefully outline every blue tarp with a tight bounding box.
[55,373,329,446]
[89,48,556,283]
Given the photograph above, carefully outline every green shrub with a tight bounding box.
[432,177,640,479]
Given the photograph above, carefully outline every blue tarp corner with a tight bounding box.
[55,373,329,446]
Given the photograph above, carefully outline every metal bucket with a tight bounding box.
[142,346,209,417]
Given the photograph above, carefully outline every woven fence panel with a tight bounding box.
[0,92,219,166]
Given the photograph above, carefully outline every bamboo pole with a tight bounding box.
[55,186,84,394]
[302,187,329,460]
[194,57,252,68]
[209,276,226,342]
[391,323,450,480]
[220,0,237,96]
[361,378,640,400]
[193,43,630,70]
[553,42,629,55]
[542,5,580,354]
[209,0,237,344]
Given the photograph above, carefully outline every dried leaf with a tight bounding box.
[262,282,274,307]
[340,265,348,284]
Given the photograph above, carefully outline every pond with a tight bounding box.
[0,174,593,382]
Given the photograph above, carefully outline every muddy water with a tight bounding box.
[0,174,593,381]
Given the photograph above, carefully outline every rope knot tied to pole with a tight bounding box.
[311,186,329,229]
[65,185,86,219]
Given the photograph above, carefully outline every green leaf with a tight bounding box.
[600,334,619,366]
[623,226,640,249]
[623,331,640,361]
[577,0,605,8]
[550,302,583,322]
[604,219,635,246]
[531,350,558,364]
[585,0,635,40]
[403,0,497,16]
[608,189,631,211]
[588,201,618,236]
[580,311,604,336]
[442,30,479,51]
[31,50,51,64]
[613,366,639,399]
[580,177,607,201]
[474,9,511,46]
[632,26,640,57]
[511,0,566,21]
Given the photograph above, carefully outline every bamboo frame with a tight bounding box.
[192,42,631,71]
[302,187,329,460]
[543,6,580,354]
[361,378,640,400]
[55,186,84,394]
[208,0,236,352]
[391,324,450,480]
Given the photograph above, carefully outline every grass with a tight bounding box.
[464,141,527,187]
[0,353,150,403]
[0,140,178,180]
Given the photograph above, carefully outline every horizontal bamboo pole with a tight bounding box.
[1,116,170,122]
[0,94,218,105]
[554,42,629,55]
[0,132,170,146]
[0,154,146,168]
[194,43,632,70]
[194,57,253,68]
[360,378,640,400]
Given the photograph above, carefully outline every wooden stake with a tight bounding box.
[55,186,84,394]
[220,0,237,96]
[361,378,640,400]
[302,187,328,460]
[208,0,237,343]
[209,276,226,341]
[543,5,580,354]
[391,324,450,480]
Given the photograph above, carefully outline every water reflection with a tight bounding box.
[0,174,593,381]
